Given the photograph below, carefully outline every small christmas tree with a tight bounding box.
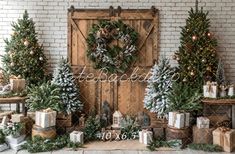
[2,10,47,85]
[174,0,218,88]
[143,58,174,118]
[52,58,83,114]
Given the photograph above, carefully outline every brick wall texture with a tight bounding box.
[0,0,235,82]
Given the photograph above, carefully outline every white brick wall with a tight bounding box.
[0,0,235,82]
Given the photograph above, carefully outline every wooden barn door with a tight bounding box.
[68,6,159,116]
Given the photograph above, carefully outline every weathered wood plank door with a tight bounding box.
[68,6,159,115]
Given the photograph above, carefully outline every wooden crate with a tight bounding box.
[166,126,192,148]
[32,125,56,139]
[56,113,72,127]
[68,6,159,115]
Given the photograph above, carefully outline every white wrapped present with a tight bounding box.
[168,112,190,129]
[9,141,26,151]
[175,113,185,129]
[197,117,210,129]
[0,143,9,152]
[5,135,25,145]
[228,85,234,96]
[70,131,84,144]
[203,81,218,98]
[11,114,24,123]
[139,130,153,145]
[35,108,56,128]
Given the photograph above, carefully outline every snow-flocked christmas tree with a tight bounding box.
[52,58,83,114]
[2,10,47,85]
[143,58,174,118]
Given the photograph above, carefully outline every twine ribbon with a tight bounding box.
[9,75,22,79]
[218,127,231,149]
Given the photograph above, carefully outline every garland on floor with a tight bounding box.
[188,143,223,152]
[147,138,181,151]
[86,20,139,73]
[22,135,82,153]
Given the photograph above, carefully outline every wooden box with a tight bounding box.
[56,113,72,127]
[32,125,56,139]
[166,126,192,148]
[193,125,215,144]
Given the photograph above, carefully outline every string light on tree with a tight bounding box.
[207,32,211,37]
[30,50,34,55]
[192,35,197,41]
[39,57,43,61]
[190,71,195,76]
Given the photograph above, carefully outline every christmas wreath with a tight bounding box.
[86,20,139,73]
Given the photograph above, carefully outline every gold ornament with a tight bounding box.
[24,40,29,46]
[10,62,14,67]
[192,35,197,41]
[190,71,195,76]
[206,66,211,71]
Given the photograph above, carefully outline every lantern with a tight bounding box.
[112,111,122,128]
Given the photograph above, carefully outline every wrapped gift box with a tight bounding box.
[0,143,9,152]
[168,112,190,129]
[5,135,25,145]
[35,108,56,128]
[11,114,24,123]
[9,141,26,151]
[139,130,153,145]
[9,76,26,93]
[197,117,210,129]
[70,131,84,144]
[213,127,235,152]
[203,81,218,98]
[228,85,234,96]
[193,126,214,144]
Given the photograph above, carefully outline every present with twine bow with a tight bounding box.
[139,129,153,145]
[9,75,25,93]
[69,131,84,144]
[203,81,218,98]
[35,108,56,128]
[197,116,210,129]
[168,112,190,129]
[213,127,235,152]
